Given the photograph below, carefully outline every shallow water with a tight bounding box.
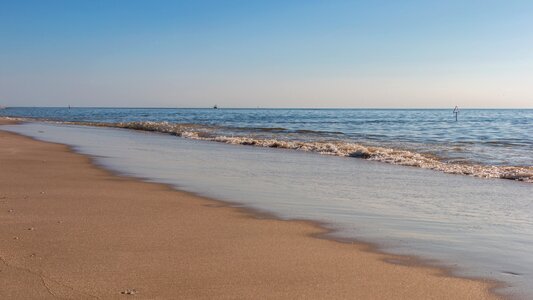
[2,108,532,182]
[4,122,533,298]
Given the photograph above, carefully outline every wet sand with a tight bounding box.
[0,119,500,299]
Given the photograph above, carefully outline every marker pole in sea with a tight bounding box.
[453,106,459,121]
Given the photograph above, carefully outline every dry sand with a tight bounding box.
[0,118,500,299]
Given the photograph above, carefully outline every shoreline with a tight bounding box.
[2,115,532,183]
[0,118,504,299]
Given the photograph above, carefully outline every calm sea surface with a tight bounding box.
[2,108,532,182]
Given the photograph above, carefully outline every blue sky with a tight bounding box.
[1,0,532,107]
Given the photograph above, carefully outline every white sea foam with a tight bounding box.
[17,119,533,183]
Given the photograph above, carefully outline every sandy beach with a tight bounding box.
[0,119,500,299]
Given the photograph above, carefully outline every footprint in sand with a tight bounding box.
[120,289,138,295]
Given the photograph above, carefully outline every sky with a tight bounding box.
[1,0,532,108]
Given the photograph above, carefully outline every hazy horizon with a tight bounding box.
[1,1,532,108]
[5,105,533,110]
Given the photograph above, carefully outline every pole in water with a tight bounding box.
[453,106,459,121]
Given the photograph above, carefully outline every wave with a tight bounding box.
[245,126,288,132]
[11,118,533,183]
[208,136,533,182]
[294,129,344,135]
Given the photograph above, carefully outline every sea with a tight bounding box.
[1,107,532,298]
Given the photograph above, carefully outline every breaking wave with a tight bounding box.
[14,118,533,183]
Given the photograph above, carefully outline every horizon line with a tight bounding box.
[3,106,533,110]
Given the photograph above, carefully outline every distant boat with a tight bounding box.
[213,104,218,109]
[0,105,6,110]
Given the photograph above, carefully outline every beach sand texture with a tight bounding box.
[0,119,499,299]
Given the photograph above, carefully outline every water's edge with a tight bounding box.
[4,117,533,183]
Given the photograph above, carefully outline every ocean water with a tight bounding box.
[2,121,533,299]
[2,107,532,182]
